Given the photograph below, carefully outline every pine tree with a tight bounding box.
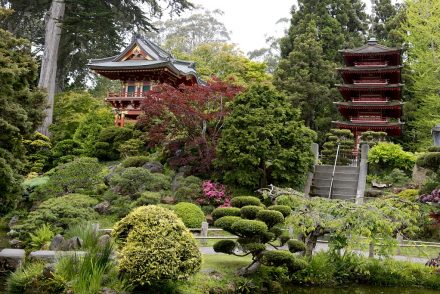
[0,9,46,214]
[275,0,367,142]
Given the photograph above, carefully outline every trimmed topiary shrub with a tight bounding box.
[213,240,236,254]
[112,206,201,286]
[122,156,151,168]
[212,207,241,220]
[262,250,307,272]
[231,220,268,238]
[287,239,307,253]
[231,196,261,208]
[256,210,284,228]
[173,202,205,228]
[214,216,242,231]
[398,189,419,201]
[241,205,264,219]
[268,205,291,217]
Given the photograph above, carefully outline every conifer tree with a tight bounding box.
[0,9,46,213]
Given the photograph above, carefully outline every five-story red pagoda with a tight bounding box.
[334,38,404,149]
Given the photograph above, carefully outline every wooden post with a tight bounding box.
[396,233,403,255]
[92,223,100,235]
[201,222,208,246]
[369,241,374,258]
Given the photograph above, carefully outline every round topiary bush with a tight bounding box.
[231,219,268,238]
[256,210,284,228]
[261,250,307,272]
[231,196,261,208]
[268,205,291,217]
[212,207,241,220]
[241,205,264,219]
[213,240,236,254]
[214,216,242,231]
[112,206,201,286]
[287,239,306,253]
[173,202,205,228]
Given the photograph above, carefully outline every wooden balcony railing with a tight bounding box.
[107,91,149,98]
[353,79,388,85]
[353,61,388,67]
[350,116,388,123]
[352,97,389,103]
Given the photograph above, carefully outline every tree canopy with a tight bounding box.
[216,84,316,189]
[0,8,46,213]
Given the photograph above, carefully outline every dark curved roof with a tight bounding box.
[339,38,401,54]
[88,36,201,83]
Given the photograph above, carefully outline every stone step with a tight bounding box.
[312,178,358,188]
[310,192,357,201]
[311,186,357,196]
[29,250,86,262]
[315,165,359,173]
[314,172,359,181]
[0,248,25,271]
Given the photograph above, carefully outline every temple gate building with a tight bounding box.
[333,38,404,150]
[88,36,200,126]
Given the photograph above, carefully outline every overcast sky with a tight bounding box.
[182,0,401,54]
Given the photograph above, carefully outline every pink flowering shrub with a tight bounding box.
[197,180,231,207]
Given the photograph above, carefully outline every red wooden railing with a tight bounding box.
[107,91,148,98]
[353,79,388,85]
[350,116,388,123]
[354,61,388,67]
[352,97,389,102]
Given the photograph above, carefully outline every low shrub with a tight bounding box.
[256,210,284,228]
[131,191,162,207]
[19,194,99,237]
[197,180,231,207]
[6,262,51,293]
[121,156,150,168]
[109,167,170,197]
[417,152,440,171]
[231,196,261,208]
[173,202,205,228]
[231,219,268,238]
[428,146,440,152]
[30,157,103,199]
[212,207,241,220]
[240,205,264,219]
[398,189,419,201]
[369,142,416,173]
[268,205,291,217]
[287,239,306,253]
[112,206,201,286]
[261,250,307,272]
[214,216,241,231]
[213,239,236,254]
[174,176,203,202]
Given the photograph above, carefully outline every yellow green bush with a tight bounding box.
[112,206,201,286]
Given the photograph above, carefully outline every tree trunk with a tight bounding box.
[38,0,65,136]
[259,158,267,188]
[305,235,318,257]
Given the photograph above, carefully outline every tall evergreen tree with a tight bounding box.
[370,0,405,47]
[0,9,46,213]
[275,0,367,141]
[274,21,335,134]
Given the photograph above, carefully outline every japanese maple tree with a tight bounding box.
[138,78,242,175]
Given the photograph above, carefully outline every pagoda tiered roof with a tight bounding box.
[334,38,404,139]
[88,36,201,84]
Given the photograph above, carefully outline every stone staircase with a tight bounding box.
[310,165,359,201]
